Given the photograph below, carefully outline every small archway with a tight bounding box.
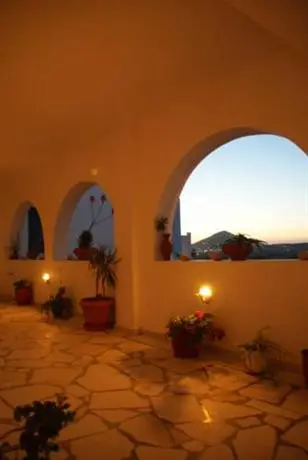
[155,128,308,260]
[53,182,114,260]
[9,201,45,260]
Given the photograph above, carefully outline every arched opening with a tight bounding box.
[9,201,45,260]
[53,182,114,260]
[155,130,308,260]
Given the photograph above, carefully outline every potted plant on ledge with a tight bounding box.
[155,215,173,260]
[80,246,121,330]
[13,279,33,305]
[165,310,225,359]
[222,233,265,261]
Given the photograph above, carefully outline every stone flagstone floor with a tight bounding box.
[0,305,308,460]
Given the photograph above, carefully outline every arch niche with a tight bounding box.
[53,181,114,260]
[9,201,45,260]
[154,127,307,260]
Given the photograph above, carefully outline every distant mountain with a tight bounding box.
[192,231,234,251]
[191,230,308,259]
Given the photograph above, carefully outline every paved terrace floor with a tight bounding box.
[0,305,308,460]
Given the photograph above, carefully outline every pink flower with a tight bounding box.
[101,194,106,203]
[89,195,95,203]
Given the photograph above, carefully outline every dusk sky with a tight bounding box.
[180,135,308,244]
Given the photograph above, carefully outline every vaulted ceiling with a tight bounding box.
[0,0,307,171]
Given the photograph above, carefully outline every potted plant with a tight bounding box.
[222,233,265,261]
[41,287,74,320]
[0,394,75,460]
[80,246,121,330]
[73,194,113,261]
[73,230,95,260]
[165,310,225,359]
[13,279,33,305]
[155,215,172,260]
[238,327,282,376]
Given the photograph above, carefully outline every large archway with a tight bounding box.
[9,201,45,260]
[53,182,114,260]
[155,129,308,260]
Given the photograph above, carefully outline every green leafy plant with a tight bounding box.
[154,216,168,233]
[13,279,32,290]
[89,246,121,297]
[239,327,282,356]
[224,233,265,249]
[166,310,225,343]
[0,394,75,460]
[41,287,73,319]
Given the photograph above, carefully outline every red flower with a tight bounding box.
[101,194,106,203]
[195,310,204,318]
[89,195,95,203]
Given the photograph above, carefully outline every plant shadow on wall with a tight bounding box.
[80,245,121,331]
[71,192,114,261]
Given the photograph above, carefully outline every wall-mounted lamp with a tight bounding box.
[42,272,51,284]
[197,285,213,304]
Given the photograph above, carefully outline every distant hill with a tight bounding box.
[191,230,308,259]
[192,231,234,251]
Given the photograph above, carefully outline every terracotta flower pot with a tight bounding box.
[15,287,33,306]
[222,243,252,261]
[171,331,200,359]
[160,233,172,261]
[298,250,308,261]
[80,297,115,331]
[73,247,95,261]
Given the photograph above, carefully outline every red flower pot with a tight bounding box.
[73,247,95,261]
[160,233,172,261]
[222,243,252,261]
[15,287,33,306]
[171,331,201,359]
[80,297,115,331]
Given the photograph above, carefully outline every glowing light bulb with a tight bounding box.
[197,285,213,303]
[42,273,51,283]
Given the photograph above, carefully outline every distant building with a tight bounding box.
[181,232,192,257]
[172,200,182,256]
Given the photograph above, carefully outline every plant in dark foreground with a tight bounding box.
[13,279,32,290]
[166,310,225,344]
[41,287,73,319]
[0,395,75,460]
[224,233,266,249]
[154,215,168,233]
[89,246,121,297]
